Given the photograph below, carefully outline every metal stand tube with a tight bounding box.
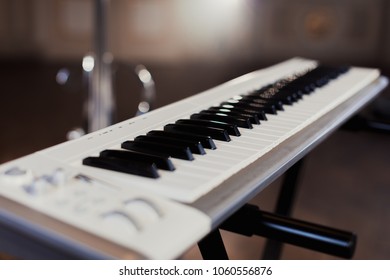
[88,0,114,132]
[221,204,356,259]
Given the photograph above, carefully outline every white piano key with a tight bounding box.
[230,136,273,149]
[192,152,242,167]
[265,115,305,126]
[239,130,281,142]
[167,159,224,177]
[213,141,262,155]
[248,126,286,136]
[188,157,234,171]
[258,122,297,133]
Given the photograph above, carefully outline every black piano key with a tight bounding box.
[176,119,241,136]
[293,89,304,99]
[223,98,278,111]
[281,88,303,100]
[145,131,208,153]
[83,157,159,178]
[221,100,277,115]
[258,86,302,102]
[274,89,301,102]
[122,140,194,161]
[218,105,267,121]
[120,142,175,158]
[323,65,349,80]
[238,96,285,110]
[337,65,350,74]
[301,66,334,87]
[149,130,217,150]
[248,93,294,105]
[246,89,295,105]
[191,112,253,129]
[275,87,304,100]
[201,108,260,125]
[282,82,316,95]
[285,70,324,93]
[100,149,175,171]
[164,123,231,142]
[284,79,316,94]
[134,135,205,155]
[326,65,349,78]
[326,69,341,79]
[199,109,260,125]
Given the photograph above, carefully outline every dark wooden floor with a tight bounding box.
[1,60,389,259]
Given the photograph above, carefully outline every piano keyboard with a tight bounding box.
[0,57,387,259]
[52,57,378,203]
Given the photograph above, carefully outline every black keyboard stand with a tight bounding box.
[261,158,305,259]
[220,204,356,259]
[198,158,357,260]
[342,114,390,134]
[198,229,229,260]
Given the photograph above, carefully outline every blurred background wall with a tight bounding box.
[1,0,390,64]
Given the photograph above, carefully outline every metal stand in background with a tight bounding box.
[61,0,156,139]
[87,0,114,133]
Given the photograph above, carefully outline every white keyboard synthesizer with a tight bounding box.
[0,58,387,259]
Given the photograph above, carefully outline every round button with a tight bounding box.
[51,168,66,186]
[0,167,33,187]
[23,177,51,195]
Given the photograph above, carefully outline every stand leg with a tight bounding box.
[197,229,229,260]
[262,158,305,259]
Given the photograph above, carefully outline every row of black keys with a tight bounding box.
[83,65,349,178]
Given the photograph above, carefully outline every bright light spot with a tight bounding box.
[138,101,150,113]
[56,68,70,85]
[139,69,152,84]
[66,128,85,140]
[136,65,153,84]
[82,55,95,72]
